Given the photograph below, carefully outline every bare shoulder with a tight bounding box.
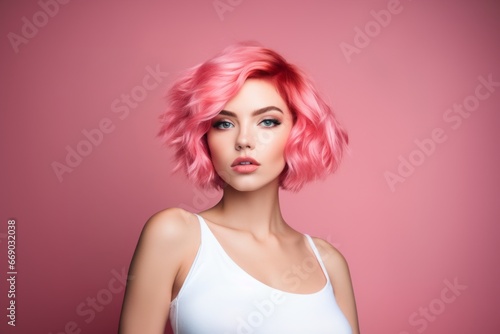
[137,207,200,250]
[309,237,354,301]
[131,207,200,276]
[130,207,200,274]
[142,207,197,237]
[311,236,360,334]
[119,208,200,333]
[310,237,350,274]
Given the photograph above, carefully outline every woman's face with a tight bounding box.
[207,79,294,192]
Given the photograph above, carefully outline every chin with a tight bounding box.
[223,177,280,193]
[229,184,263,192]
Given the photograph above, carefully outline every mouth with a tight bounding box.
[231,157,260,173]
[231,157,260,167]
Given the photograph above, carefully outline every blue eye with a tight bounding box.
[213,121,233,129]
[260,119,281,127]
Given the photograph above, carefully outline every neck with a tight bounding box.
[209,180,287,238]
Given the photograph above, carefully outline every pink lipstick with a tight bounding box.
[231,157,260,173]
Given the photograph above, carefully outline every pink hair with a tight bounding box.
[158,42,348,191]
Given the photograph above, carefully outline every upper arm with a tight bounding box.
[119,208,194,334]
[313,237,360,334]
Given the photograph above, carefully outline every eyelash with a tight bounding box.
[212,119,281,129]
[212,121,233,129]
[260,119,281,127]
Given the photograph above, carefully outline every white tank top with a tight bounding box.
[169,214,352,334]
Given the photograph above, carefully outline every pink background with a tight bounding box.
[1,0,500,333]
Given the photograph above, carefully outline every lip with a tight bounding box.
[231,156,260,173]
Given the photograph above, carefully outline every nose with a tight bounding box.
[235,126,255,151]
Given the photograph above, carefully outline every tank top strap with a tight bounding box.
[304,234,331,283]
[194,213,219,247]
[194,213,207,233]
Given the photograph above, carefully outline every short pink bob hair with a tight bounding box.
[159,42,348,192]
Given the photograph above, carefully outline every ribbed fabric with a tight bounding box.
[169,214,352,334]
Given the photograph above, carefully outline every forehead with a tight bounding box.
[222,79,290,115]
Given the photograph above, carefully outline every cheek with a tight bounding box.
[276,139,289,163]
[207,134,235,184]
[266,129,291,162]
[255,130,274,148]
[207,134,226,166]
[278,128,292,162]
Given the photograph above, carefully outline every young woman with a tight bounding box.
[119,42,359,334]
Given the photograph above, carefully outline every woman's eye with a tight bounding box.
[213,121,233,129]
[260,119,281,127]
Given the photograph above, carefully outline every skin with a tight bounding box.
[119,79,360,333]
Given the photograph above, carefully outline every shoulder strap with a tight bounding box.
[304,234,331,283]
[194,213,220,247]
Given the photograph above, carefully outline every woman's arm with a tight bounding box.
[313,237,360,334]
[119,208,193,334]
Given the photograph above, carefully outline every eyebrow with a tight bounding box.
[218,106,283,117]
